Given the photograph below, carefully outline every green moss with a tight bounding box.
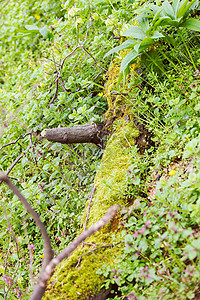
[88,124,139,225]
[44,245,122,300]
[43,123,139,300]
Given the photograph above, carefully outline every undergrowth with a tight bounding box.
[0,0,200,299]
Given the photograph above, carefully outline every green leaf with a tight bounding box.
[153,16,178,29]
[138,18,150,32]
[104,39,135,57]
[178,0,198,18]
[180,18,200,31]
[151,31,164,39]
[120,49,139,72]
[138,37,154,52]
[172,0,181,16]
[39,26,48,38]
[176,0,188,18]
[25,24,39,31]
[122,25,146,40]
[152,7,164,23]
[162,0,175,19]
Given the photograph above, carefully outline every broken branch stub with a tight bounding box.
[44,124,102,145]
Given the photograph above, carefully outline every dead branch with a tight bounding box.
[44,123,103,145]
[78,242,123,259]
[0,173,54,273]
[0,132,31,151]
[30,204,120,300]
[83,184,96,231]
[76,242,123,268]
[0,172,120,300]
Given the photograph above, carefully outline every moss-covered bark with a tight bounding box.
[43,57,140,299]
[43,123,139,299]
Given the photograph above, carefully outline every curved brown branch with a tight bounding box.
[0,132,31,151]
[0,173,54,273]
[30,204,120,300]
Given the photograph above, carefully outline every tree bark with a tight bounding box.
[44,124,103,145]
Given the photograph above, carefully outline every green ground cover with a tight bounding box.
[0,0,200,299]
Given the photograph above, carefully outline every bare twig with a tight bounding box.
[58,78,68,93]
[83,184,96,231]
[30,204,120,300]
[76,242,123,268]
[59,46,81,75]
[78,242,122,260]
[81,46,109,74]
[0,173,54,274]
[0,132,31,151]
[0,145,32,185]
[49,45,81,104]
[50,79,59,105]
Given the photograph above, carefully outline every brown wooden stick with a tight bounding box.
[44,124,102,145]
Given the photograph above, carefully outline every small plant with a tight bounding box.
[105,0,200,80]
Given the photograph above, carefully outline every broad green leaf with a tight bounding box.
[151,31,164,39]
[138,37,154,52]
[177,0,198,18]
[172,0,181,16]
[122,25,146,40]
[39,26,48,38]
[25,24,39,31]
[176,0,190,18]
[162,0,175,19]
[104,39,135,57]
[152,16,175,29]
[152,7,164,22]
[138,18,150,32]
[180,18,200,31]
[120,49,139,72]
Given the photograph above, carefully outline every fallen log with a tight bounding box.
[44,123,103,145]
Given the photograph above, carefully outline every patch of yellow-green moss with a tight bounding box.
[88,123,139,225]
[103,54,140,133]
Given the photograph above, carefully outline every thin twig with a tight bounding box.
[0,132,31,151]
[81,46,109,74]
[58,78,68,93]
[83,184,96,231]
[0,173,54,274]
[50,79,59,105]
[59,46,81,75]
[78,242,123,260]
[0,145,32,185]
[30,204,120,300]
[76,242,123,268]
